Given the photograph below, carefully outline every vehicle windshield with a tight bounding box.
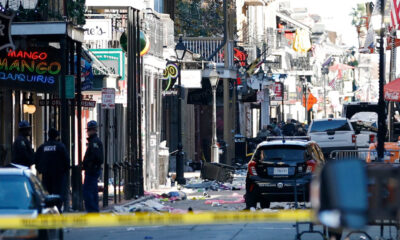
[0,175,35,210]
[258,145,306,162]
[310,120,351,133]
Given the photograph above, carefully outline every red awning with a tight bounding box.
[384,78,400,102]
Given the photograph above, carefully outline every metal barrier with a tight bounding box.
[329,150,371,160]
[329,149,400,161]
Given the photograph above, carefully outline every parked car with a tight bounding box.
[0,166,63,240]
[245,136,325,209]
[307,118,357,158]
[350,120,377,149]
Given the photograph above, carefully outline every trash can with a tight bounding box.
[158,141,169,185]
[234,134,246,164]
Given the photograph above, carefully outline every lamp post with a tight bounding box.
[209,65,220,163]
[376,0,386,161]
[174,36,187,184]
[267,68,273,123]
[258,67,265,130]
[321,67,329,118]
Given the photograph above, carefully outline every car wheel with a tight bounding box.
[245,186,260,209]
[58,229,64,240]
[38,230,49,240]
[260,201,270,209]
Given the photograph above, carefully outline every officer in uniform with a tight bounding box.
[82,120,103,212]
[35,128,69,211]
[12,121,34,167]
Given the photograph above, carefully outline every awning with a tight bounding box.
[384,78,400,102]
[276,12,312,33]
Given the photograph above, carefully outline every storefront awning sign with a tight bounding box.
[39,99,96,108]
[0,47,61,93]
[384,78,400,102]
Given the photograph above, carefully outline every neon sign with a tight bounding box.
[0,47,62,93]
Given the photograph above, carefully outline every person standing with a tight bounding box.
[12,121,34,167]
[35,128,69,211]
[82,120,103,212]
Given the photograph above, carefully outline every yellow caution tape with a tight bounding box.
[0,210,314,229]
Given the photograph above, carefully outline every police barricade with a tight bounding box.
[0,210,314,229]
[330,149,400,162]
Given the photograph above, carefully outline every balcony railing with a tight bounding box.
[180,37,224,63]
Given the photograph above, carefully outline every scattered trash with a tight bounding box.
[184,181,218,190]
[113,199,168,213]
[211,202,221,207]
[204,197,245,205]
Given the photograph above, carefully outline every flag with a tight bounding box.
[302,93,318,111]
[246,57,263,75]
[391,0,400,30]
[328,77,337,89]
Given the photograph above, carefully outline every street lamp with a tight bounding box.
[267,67,273,80]
[174,36,187,185]
[175,36,187,61]
[209,65,220,163]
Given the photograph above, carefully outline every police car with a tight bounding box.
[0,166,63,240]
[245,136,325,209]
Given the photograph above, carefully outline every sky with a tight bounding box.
[290,0,370,47]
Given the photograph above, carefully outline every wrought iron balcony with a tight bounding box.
[180,37,225,63]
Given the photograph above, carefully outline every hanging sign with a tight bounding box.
[0,12,15,52]
[162,62,179,92]
[273,82,283,101]
[0,47,61,93]
[84,19,112,41]
[102,88,115,109]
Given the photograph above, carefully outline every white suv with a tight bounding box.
[307,118,357,158]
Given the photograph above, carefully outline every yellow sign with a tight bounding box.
[0,210,313,229]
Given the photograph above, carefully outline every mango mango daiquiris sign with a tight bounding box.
[0,47,62,93]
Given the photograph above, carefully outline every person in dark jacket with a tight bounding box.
[82,120,103,212]
[12,121,34,167]
[35,128,69,211]
[282,119,296,136]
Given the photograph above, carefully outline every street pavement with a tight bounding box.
[65,223,398,240]
[66,171,399,240]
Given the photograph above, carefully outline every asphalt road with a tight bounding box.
[65,223,398,240]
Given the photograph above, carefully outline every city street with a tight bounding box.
[3,0,400,239]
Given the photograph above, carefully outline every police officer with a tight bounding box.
[12,121,34,167]
[82,120,103,212]
[35,128,69,211]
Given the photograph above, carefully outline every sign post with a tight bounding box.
[101,88,115,207]
[65,75,75,99]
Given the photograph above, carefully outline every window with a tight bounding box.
[310,120,351,133]
[154,0,164,13]
[258,145,306,162]
[0,175,35,209]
